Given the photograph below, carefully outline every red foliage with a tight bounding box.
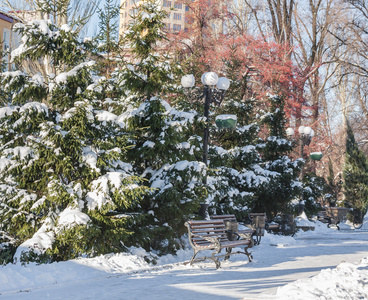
[164,0,311,120]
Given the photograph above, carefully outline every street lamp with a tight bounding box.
[286,126,315,159]
[182,72,230,220]
[181,72,230,173]
[286,125,315,214]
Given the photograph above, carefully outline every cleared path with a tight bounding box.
[2,229,368,300]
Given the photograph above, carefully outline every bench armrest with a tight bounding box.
[237,232,253,239]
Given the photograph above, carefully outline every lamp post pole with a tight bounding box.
[203,85,210,168]
[181,72,230,218]
[182,72,230,169]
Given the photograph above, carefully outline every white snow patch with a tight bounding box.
[56,207,91,233]
[295,212,316,227]
[13,219,55,263]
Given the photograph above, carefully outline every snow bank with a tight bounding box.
[358,211,368,230]
[295,211,316,227]
[0,252,150,294]
[276,257,368,299]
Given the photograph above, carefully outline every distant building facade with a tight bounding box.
[119,0,186,36]
[0,10,21,71]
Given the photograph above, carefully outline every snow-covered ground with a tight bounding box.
[2,221,368,300]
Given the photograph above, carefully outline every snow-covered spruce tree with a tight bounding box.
[95,0,120,78]
[119,0,178,103]
[343,122,368,211]
[118,1,206,255]
[324,157,342,206]
[254,94,303,218]
[0,20,147,263]
[301,172,326,214]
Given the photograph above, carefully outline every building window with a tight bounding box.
[173,24,181,31]
[173,13,181,20]
[2,28,10,68]
[3,28,10,52]
[164,23,171,30]
[165,12,171,19]
[174,2,182,9]
[185,5,189,11]
[163,0,171,7]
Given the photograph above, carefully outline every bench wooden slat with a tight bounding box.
[211,215,237,221]
[249,213,267,217]
[193,232,226,237]
[188,220,223,224]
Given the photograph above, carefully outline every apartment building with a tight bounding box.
[0,10,21,71]
[119,0,186,36]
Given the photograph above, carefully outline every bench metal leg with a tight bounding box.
[211,250,221,269]
[244,247,252,262]
[225,247,232,260]
[190,250,199,266]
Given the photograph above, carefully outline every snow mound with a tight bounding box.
[0,251,151,294]
[295,212,315,227]
[276,257,368,299]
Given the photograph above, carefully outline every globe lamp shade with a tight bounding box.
[201,72,208,85]
[202,72,218,86]
[304,126,312,135]
[217,77,230,90]
[181,74,195,88]
[286,127,294,136]
[298,126,305,134]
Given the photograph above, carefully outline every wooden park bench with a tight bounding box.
[317,208,341,229]
[185,219,254,269]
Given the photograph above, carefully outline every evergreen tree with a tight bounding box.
[343,122,368,211]
[95,0,120,78]
[0,19,147,263]
[324,158,342,206]
[254,94,302,217]
[119,0,206,255]
[302,172,326,215]
[119,0,178,102]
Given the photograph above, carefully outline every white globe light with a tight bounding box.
[201,72,208,85]
[181,74,195,88]
[286,127,294,136]
[298,125,305,134]
[202,72,218,86]
[217,77,230,90]
[304,126,312,135]
[310,129,315,137]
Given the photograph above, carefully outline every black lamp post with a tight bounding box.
[182,72,230,218]
[181,72,230,176]
[286,125,315,214]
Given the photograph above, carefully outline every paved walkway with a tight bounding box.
[3,230,368,300]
